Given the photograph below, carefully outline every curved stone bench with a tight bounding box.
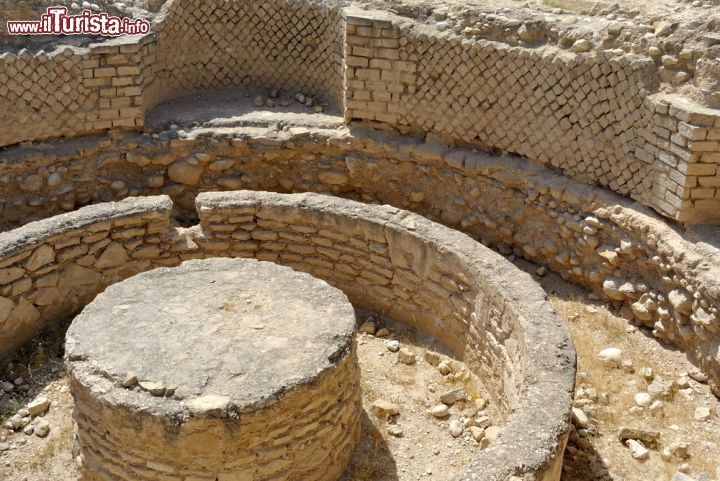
[0,191,574,481]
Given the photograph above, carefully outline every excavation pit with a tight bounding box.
[64,257,362,481]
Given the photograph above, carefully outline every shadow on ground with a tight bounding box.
[342,410,399,481]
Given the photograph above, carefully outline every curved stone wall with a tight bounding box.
[0,196,174,359]
[144,0,346,111]
[71,345,361,481]
[1,124,719,395]
[0,190,575,481]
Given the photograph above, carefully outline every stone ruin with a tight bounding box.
[1,190,576,480]
[1,0,720,480]
[66,258,361,481]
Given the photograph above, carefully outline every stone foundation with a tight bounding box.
[65,258,361,481]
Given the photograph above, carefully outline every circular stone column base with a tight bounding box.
[65,258,361,481]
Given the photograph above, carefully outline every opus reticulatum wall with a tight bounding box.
[0,0,719,223]
[144,0,346,111]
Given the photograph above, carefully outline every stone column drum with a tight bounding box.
[64,258,362,481]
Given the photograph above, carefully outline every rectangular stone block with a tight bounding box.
[94,67,117,77]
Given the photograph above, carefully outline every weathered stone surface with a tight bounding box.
[431,404,450,418]
[397,347,417,365]
[0,267,24,286]
[26,245,55,272]
[599,347,624,367]
[618,427,660,445]
[67,257,357,412]
[372,399,400,417]
[571,408,589,429]
[626,439,649,460]
[94,242,128,269]
[27,396,50,416]
[0,297,13,324]
[6,298,39,333]
[34,287,60,306]
[168,160,204,186]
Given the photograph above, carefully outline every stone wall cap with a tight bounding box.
[0,196,172,260]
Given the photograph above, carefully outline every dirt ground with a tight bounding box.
[532,262,720,481]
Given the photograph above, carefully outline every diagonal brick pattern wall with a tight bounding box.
[0,35,152,147]
[0,1,718,224]
[145,0,346,111]
[343,8,720,224]
[0,47,92,144]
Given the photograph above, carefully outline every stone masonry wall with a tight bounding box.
[343,8,720,224]
[0,190,574,481]
[0,196,173,359]
[144,0,346,111]
[640,94,720,224]
[2,125,718,394]
[1,1,719,222]
[72,344,361,481]
[0,35,153,147]
[344,8,655,197]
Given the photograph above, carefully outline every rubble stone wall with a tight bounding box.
[0,190,575,481]
[2,126,718,395]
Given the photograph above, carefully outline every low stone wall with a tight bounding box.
[3,125,720,394]
[0,196,173,359]
[0,190,575,481]
[344,8,652,198]
[193,190,574,481]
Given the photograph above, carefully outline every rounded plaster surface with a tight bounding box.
[65,257,357,415]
